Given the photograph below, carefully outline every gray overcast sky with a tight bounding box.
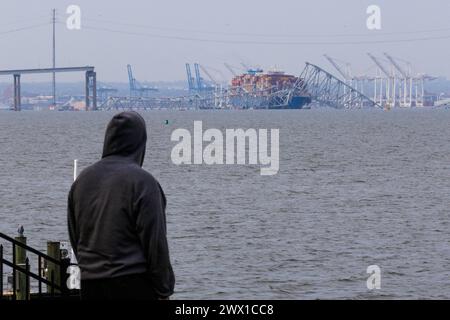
[1,0,450,82]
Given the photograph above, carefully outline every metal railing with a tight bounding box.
[0,231,78,300]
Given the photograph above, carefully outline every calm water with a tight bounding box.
[0,109,449,299]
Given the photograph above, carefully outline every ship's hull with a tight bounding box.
[268,96,312,109]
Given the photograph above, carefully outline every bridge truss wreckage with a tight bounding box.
[297,62,382,109]
[98,62,381,111]
[98,94,216,110]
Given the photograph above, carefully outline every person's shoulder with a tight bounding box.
[69,161,101,190]
[73,160,103,182]
[139,167,165,190]
[71,160,161,191]
[133,167,160,186]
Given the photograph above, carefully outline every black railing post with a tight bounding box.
[0,233,80,300]
[47,242,61,294]
[50,271,55,297]
[12,243,16,300]
[25,257,30,300]
[14,233,27,300]
[0,244,3,299]
[60,258,70,297]
[38,256,42,298]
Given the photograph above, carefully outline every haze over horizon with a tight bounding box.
[1,0,450,83]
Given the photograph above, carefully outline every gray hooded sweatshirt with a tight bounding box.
[67,111,175,298]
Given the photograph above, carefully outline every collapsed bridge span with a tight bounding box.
[297,62,382,109]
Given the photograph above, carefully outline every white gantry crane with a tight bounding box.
[323,54,354,102]
[224,63,238,77]
[383,53,412,107]
[324,54,374,98]
[367,53,393,107]
[382,53,435,107]
[323,54,352,82]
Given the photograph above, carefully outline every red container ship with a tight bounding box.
[229,68,311,109]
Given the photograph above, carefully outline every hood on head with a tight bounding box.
[102,111,147,166]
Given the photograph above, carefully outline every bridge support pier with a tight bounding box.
[85,71,97,111]
[13,74,21,111]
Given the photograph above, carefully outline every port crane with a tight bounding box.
[185,63,196,91]
[224,63,237,77]
[383,53,412,107]
[323,54,375,101]
[193,63,203,91]
[185,63,215,93]
[199,65,219,86]
[323,54,353,101]
[385,53,439,107]
[323,54,352,82]
[241,62,263,75]
[194,63,215,91]
[127,64,157,97]
[199,64,228,108]
[415,73,437,106]
[367,53,392,107]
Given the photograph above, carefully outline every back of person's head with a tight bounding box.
[102,111,147,166]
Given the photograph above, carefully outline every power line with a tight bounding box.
[70,22,450,46]
[2,16,449,46]
[0,15,49,28]
[83,16,450,39]
[4,14,450,42]
[0,22,50,38]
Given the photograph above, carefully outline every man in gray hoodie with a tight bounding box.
[68,111,175,300]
